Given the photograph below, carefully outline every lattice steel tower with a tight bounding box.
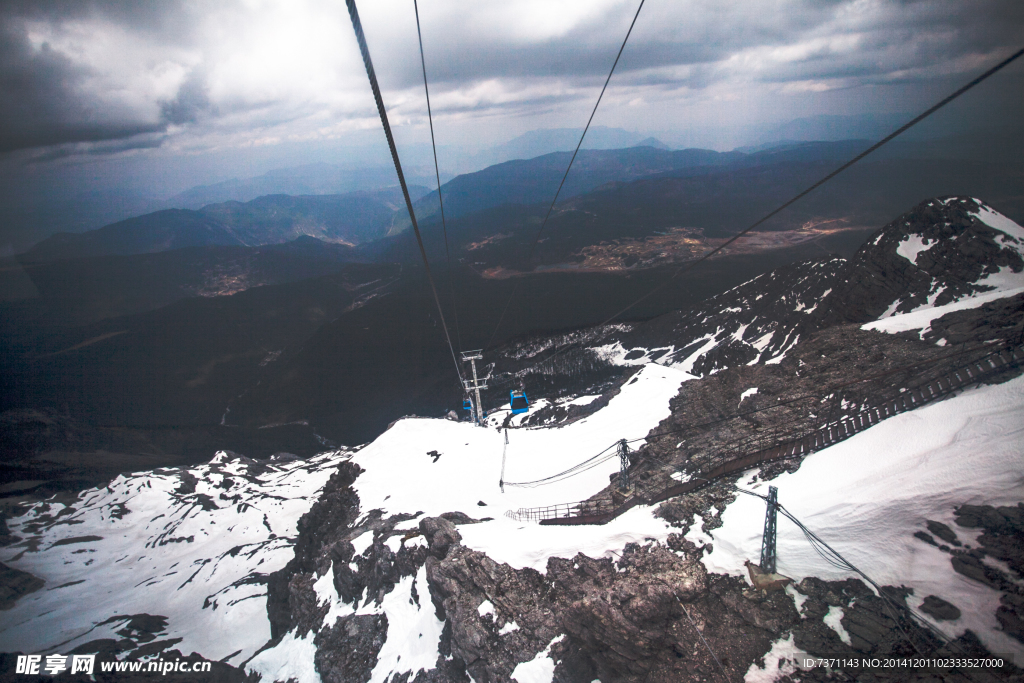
[759,485,778,574]
[617,439,631,492]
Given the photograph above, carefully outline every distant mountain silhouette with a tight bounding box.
[404,146,743,229]
[23,188,426,262]
[165,163,439,209]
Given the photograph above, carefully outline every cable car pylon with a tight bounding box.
[760,485,779,574]
[461,350,490,425]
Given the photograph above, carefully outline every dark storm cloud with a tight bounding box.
[399,0,1024,97]
[0,0,201,154]
[160,69,211,126]
[0,22,166,153]
[26,135,167,164]
[1,0,196,39]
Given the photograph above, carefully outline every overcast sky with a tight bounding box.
[2,0,1021,157]
[0,0,1021,251]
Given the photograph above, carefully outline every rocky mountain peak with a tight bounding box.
[829,196,1024,323]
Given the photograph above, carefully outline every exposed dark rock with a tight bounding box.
[914,530,938,546]
[920,595,962,621]
[0,561,44,609]
[926,520,961,546]
[314,614,388,683]
[951,553,1007,590]
[997,593,1024,643]
[955,502,1024,578]
[266,462,363,639]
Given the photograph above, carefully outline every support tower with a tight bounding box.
[759,485,778,574]
[461,350,489,425]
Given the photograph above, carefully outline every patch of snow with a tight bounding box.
[478,600,495,618]
[739,388,758,406]
[700,376,1024,660]
[880,297,904,319]
[589,342,649,366]
[462,506,675,573]
[313,562,355,628]
[367,565,445,683]
[499,621,520,635]
[863,285,1024,334]
[684,513,714,550]
[785,584,808,616]
[976,265,1024,291]
[351,364,690,525]
[744,632,811,682]
[972,203,1024,244]
[351,530,374,557]
[750,332,773,353]
[672,333,720,374]
[511,634,564,683]
[558,394,602,408]
[246,629,320,683]
[823,606,852,645]
[895,234,935,264]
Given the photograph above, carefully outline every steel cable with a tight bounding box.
[414,0,463,352]
[486,0,647,349]
[346,0,463,384]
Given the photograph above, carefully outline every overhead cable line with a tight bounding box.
[346,0,463,384]
[502,442,619,488]
[490,46,1024,379]
[485,0,647,349]
[735,488,991,682]
[414,0,462,351]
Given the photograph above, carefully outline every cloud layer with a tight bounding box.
[0,0,1021,159]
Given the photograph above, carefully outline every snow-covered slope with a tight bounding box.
[700,374,1024,664]
[0,450,348,663]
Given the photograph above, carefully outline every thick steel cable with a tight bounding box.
[491,46,1024,376]
[485,0,647,349]
[414,0,463,351]
[346,0,463,384]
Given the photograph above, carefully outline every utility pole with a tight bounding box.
[461,350,489,425]
[760,485,778,574]
[617,439,631,492]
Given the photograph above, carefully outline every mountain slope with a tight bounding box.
[582,196,1024,378]
[3,195,1024,681]
[22,188,424,262]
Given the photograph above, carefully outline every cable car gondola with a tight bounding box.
[510,390,529,415]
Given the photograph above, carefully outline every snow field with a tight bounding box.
[696,375,1024,661]
[348,363,690,523]
[0,450,347,662]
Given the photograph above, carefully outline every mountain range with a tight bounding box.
[1,194,1021,682]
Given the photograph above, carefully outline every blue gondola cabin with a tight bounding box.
[510,390,529,414]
